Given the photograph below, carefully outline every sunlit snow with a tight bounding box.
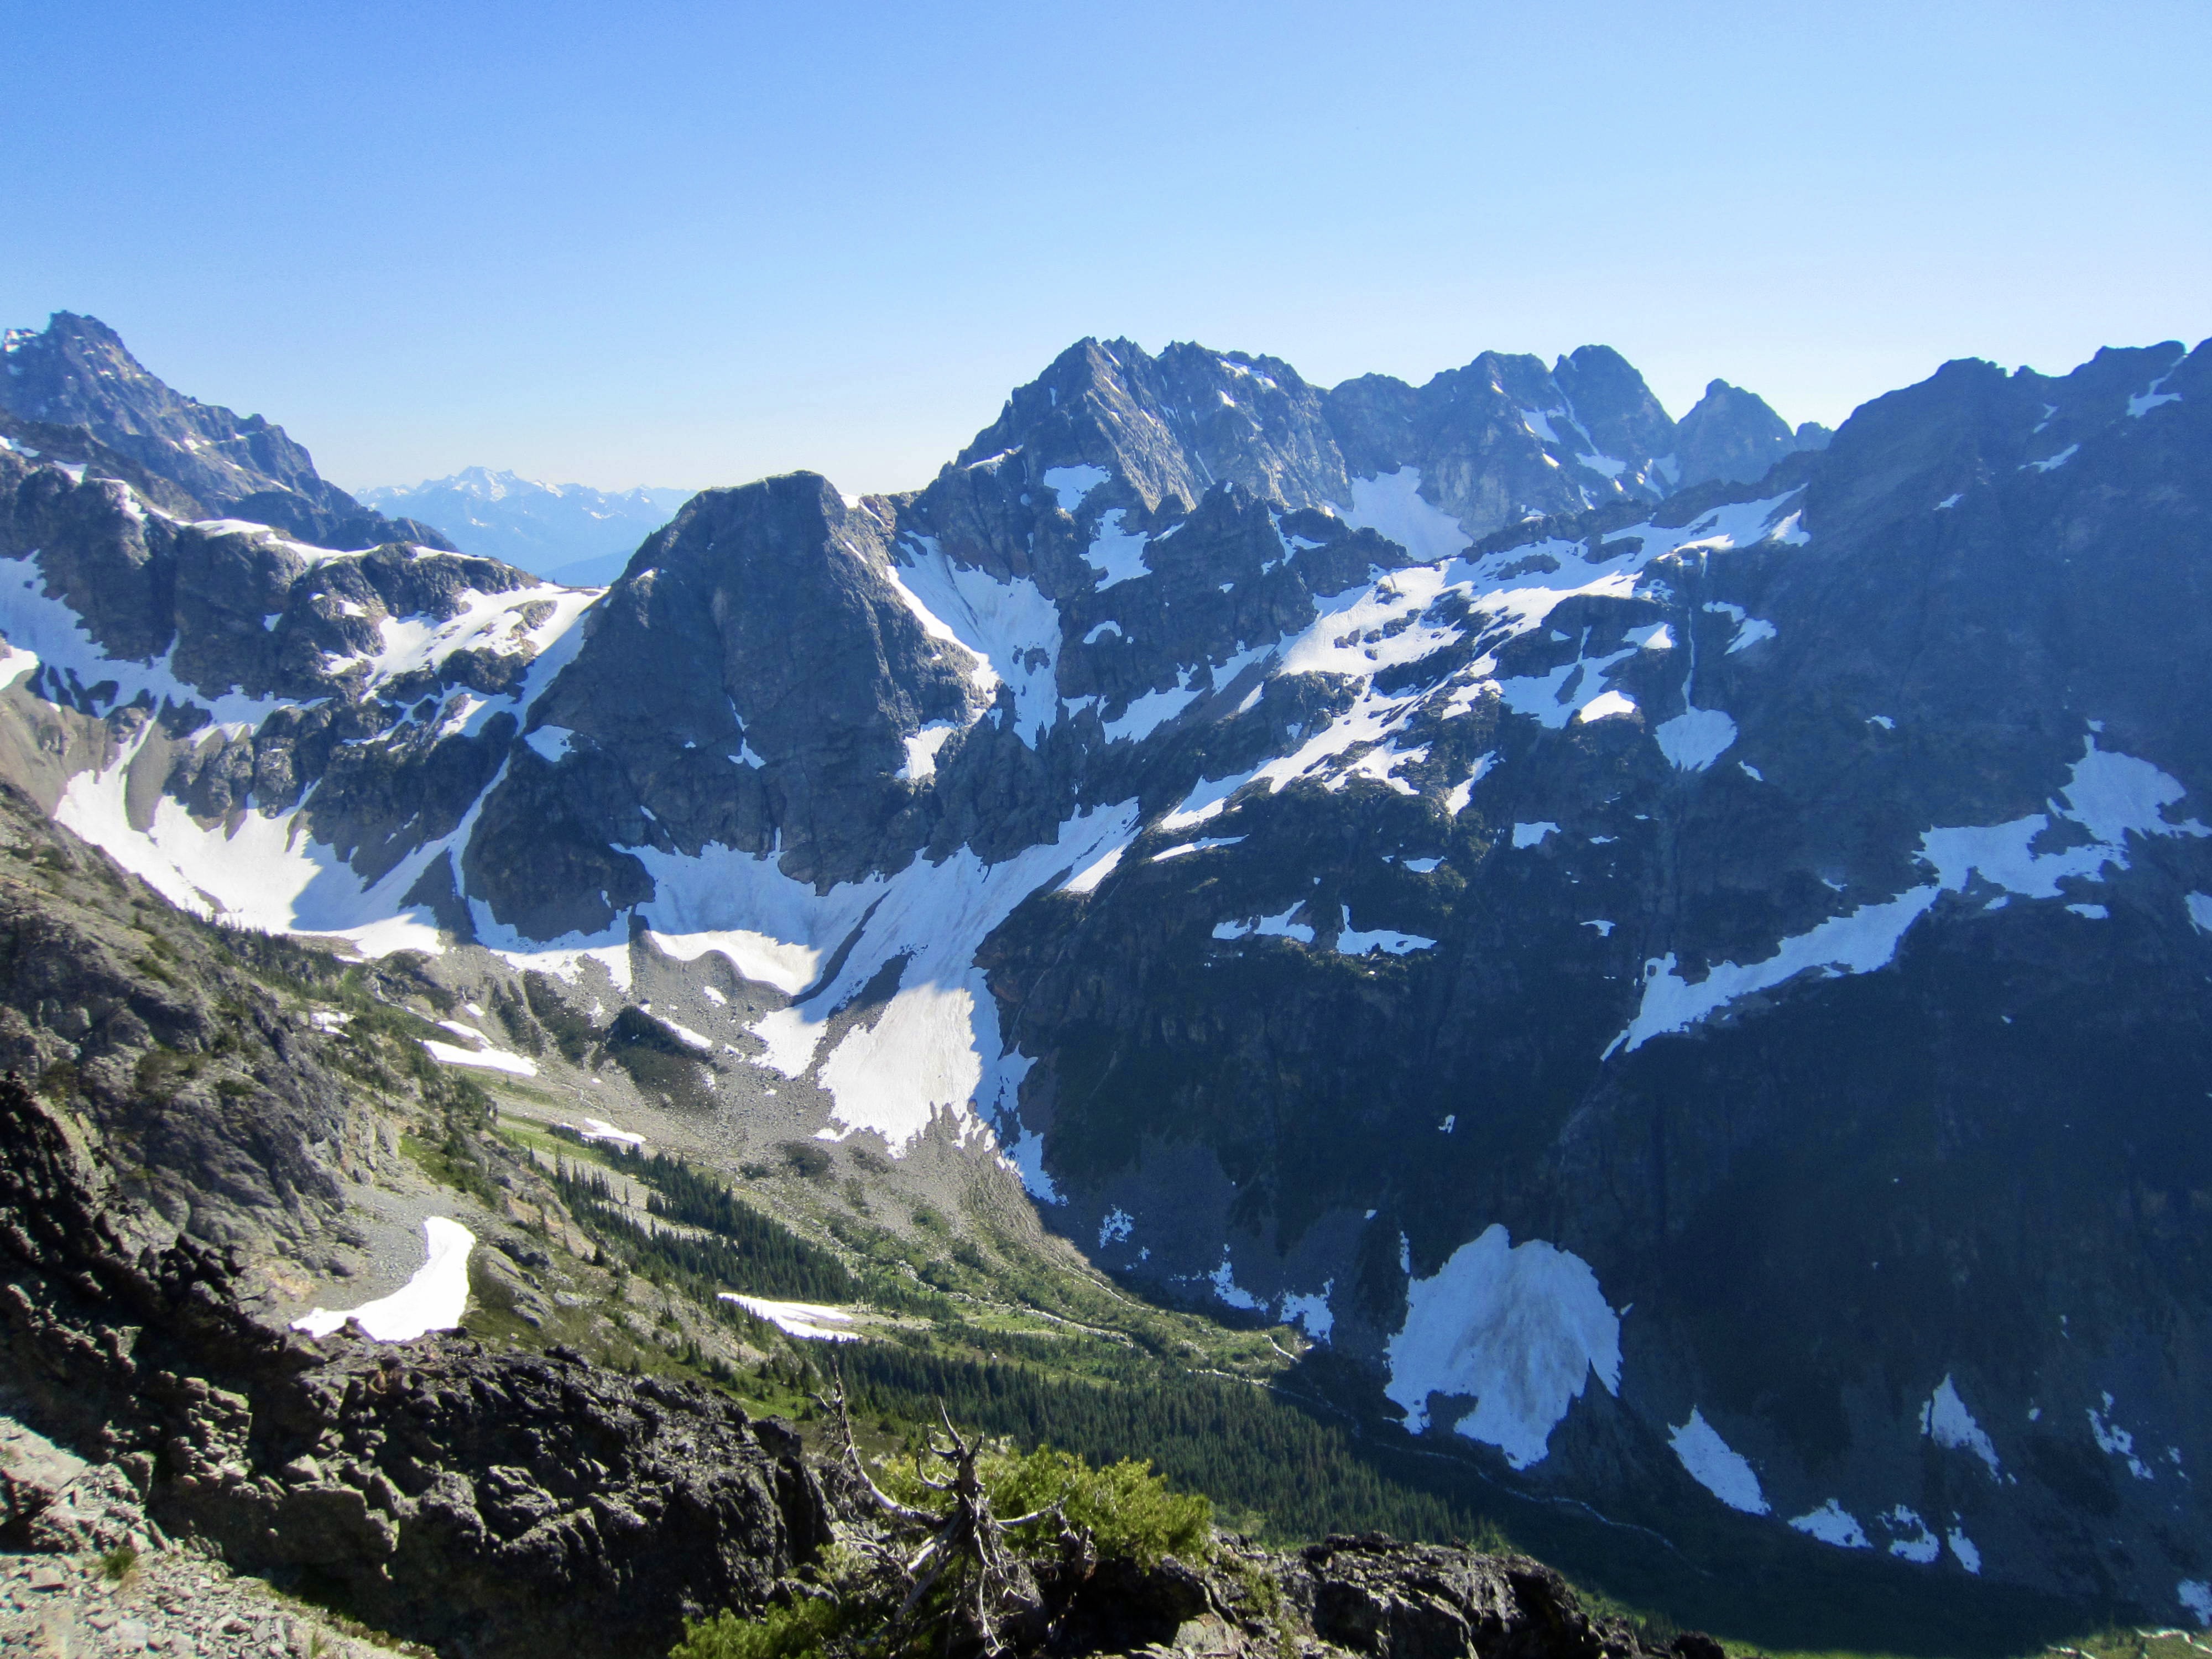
[1612,735,2205,1056]
[885,534,1062,743]
[1333,468,1472,563]
[719,1294,860,1342]
[293,1218,474,1342]
[1082,509,1154,590]
[1041,463,1110,513]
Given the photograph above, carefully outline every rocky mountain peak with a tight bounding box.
[1673,377,1804,486]
[952,336,1346,517]
[0,311,453,552]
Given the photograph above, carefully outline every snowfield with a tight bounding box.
[292,1218,475,1342]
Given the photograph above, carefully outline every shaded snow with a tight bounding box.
[1655,706,1737,771]
[1949,1528,1982,1575]
[2089,1394,2156,1480]
[2178,1580,2212,1626]
[1214,905,1315,945]
[1669,1408,1768,1514]
[1922,1374,2004,1479]
[1384,1224,1621,1470]
[1882,1505,1940,1564]
[1788,1500,1871,1549]
[293,1219,474,1342]
[1512,822,1558,849]
[1280,1282,1334,1340]
[1208,1250,1264,1312]
[1336,905,1436,956]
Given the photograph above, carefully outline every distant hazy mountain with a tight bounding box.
[359,467,692,583]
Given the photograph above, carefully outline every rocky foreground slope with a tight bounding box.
[1,312,2208,1622]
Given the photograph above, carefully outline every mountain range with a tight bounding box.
[0,306,2206,1631]
[358,468,693,584]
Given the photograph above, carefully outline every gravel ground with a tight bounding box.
[1,1411,412,1659]
[0,1547,415,1659]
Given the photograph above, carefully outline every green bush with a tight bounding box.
[670,1596,841,1659]
[884,1443,1212,1568]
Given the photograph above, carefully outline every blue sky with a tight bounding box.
[3,1,2205,494]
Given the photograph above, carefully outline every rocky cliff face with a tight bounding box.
[1,314,452,552]
[1,315,2206,1623]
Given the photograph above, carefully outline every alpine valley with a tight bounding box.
[3,306,2210,1651]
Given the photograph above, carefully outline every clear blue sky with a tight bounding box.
[4,1,2205,494]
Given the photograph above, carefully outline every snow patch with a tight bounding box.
[1214,905,1315,945]
[293,1219,474,1342]
[524,725,574,763]
[1512,821,1558,849]
[719,1295,859,1342]
[1655,706,1737,771]
[571,1116,644,1148]
[1384,1224,1621,1470]
[898,722,959,784]
[1882,1506,1941,1564]
[1669,1408,1768,1514]
[1082,509,1153,590]
[1576,688,1637,723]
[1335,906,1436,956]
[1788,1500,1871,1549]
[1922,1375,2004,1479]
[421,1038,539,1077]
[885,534,1062,744]
[1042,463,1110,513]
[630,803,1139,1150]
[1333,468,1473,563]
[1152,837,1245,862]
